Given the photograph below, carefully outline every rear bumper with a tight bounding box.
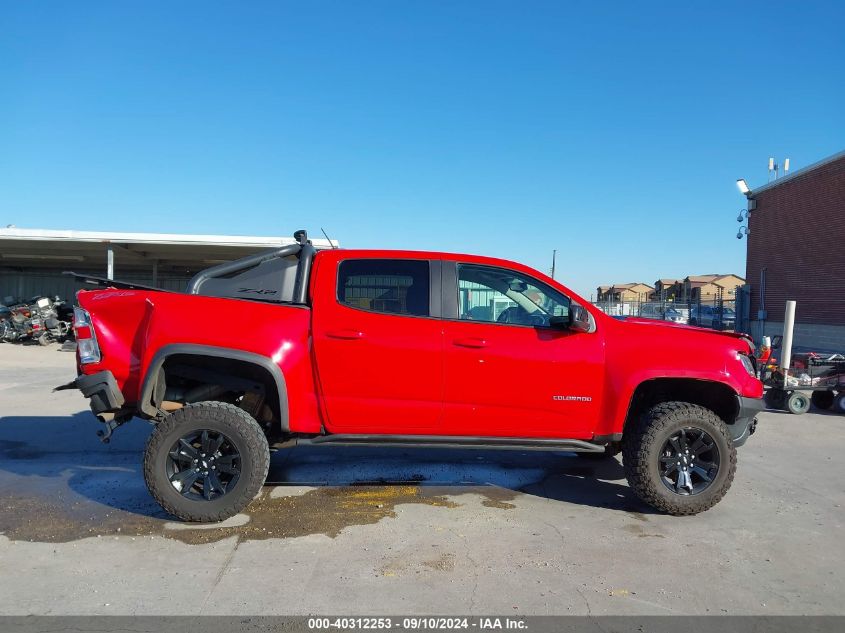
[732,395,764,447]
[74,371,125,416]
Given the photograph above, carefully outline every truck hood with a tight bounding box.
[617,317,754,350]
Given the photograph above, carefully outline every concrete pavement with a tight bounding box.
[0,343,843,615]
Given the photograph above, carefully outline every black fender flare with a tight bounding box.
[138,344,289,431]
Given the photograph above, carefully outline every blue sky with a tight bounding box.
[2,1,843,298]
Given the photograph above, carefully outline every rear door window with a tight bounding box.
[337,259,430,317]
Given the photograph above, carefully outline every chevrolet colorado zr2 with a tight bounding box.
[60,230,763,521]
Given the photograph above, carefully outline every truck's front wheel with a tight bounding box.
[143,401,270,522]
[622,402,736,515]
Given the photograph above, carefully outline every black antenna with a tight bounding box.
[320,227,338,249]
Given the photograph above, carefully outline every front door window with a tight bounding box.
[457,264,570,327]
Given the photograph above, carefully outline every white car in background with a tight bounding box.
[690,305,737,330]
[638,303,689,324]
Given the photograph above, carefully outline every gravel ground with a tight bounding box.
[0,343,843,615]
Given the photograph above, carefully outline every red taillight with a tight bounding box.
[73,307,101,364]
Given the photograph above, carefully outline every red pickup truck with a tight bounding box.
[63,231,763,521]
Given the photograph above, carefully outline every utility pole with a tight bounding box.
[550,250,556,279]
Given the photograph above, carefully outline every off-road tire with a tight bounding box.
[833,393,845,415]
[143,401,270,522]
[622,401,736,516]
[811,390,834,411]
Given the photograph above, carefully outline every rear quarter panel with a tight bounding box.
[77,289,322,432]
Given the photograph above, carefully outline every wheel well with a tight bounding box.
[624,379,740,430]
[152,353,284,437]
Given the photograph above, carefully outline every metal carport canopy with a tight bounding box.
[0,227,337,276]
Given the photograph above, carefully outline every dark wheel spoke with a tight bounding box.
[167,428,241,502]
[208,433,224,455]
[170,468,200,494]
[676,469,693,493]
[689,434,710,455]
[207,471,226,494]
[177,439,200,460]
[169,448,193,464]
[678,429,689,452]
[691,466,712,482]
[215,455,240,475]
[202,476,213,500]
[659,426,720,497]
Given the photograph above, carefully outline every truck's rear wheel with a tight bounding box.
[143,401,270,522]
[622,402,736,515]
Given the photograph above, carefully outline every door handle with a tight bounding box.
[326,329,366,340]
[453,337,487,348]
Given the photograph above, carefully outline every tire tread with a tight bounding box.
[622,401,736,516]
[143,401,270,522]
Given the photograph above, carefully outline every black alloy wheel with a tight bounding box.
[166,429,241,501]
[658,427,720,496]
[144,401,270,522]
[622,401,736,515]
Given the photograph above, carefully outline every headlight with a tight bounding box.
[737,352,756,377]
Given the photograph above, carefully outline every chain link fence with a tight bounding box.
[592,294,738,331]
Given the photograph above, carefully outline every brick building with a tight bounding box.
[740,149,845,350]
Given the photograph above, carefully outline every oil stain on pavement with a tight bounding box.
[0,414,631,545]
[0,484,516,545]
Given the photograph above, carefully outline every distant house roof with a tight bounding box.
[686,274,719,283]
[685,274,745,287]
[713,274,745,286]
[657,278,679,285]
[598,282,656,296]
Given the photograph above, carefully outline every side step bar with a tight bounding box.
[292,434,606,453]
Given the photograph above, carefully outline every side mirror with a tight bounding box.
[570,305,592,333]
[569,306,593,332]
[549,315,569,329]
[548,306,592,332]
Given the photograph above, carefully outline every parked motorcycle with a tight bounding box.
[29,296,73,345]
[0,295,73,344]
[0,301,34,343]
